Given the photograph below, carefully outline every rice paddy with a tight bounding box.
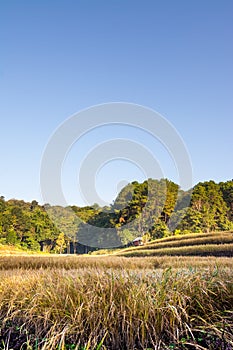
[0,254,232,349]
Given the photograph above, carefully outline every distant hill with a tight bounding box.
[0,179,233,252]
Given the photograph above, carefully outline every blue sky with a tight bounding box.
[0,0,233,206]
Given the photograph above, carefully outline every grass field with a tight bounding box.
[0,232,232,349]
[0,256,232,349]
[116,231,233,258]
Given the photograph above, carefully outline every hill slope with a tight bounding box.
[116,231,233,257]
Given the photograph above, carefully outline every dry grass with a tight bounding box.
[118,243,233,258]
[115,231,233,258]
[0,256,232,349]
[121,231,233,252]
[0,254,233,270]
[147,230,233,244]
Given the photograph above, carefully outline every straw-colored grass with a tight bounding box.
[122,231,233,252]
[114,231,233,258]
[0,255,232,349]
[118,243,233,257]
[146,230,233,244]
[0,255,233,270]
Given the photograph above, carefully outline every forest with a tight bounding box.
[0,179,232,253]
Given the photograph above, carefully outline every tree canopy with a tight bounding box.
[0,179,232,252]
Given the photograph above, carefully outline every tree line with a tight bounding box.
[0,179,232,252]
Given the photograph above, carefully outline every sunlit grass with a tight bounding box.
[122,231,233,252]
[115,231,233,258]
[0,232,232,349]
[0,254,233,270]
[118,243,233,257]
[0,256,232,349]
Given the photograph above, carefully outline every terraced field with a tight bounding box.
[116,231,233,257]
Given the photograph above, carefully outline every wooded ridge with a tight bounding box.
[0,179,232,252]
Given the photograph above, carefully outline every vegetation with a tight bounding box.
[118,243,233,257]
[115,231,233,257]
[0,179,233,252]
[0,254,233,270]
[0,256,232,349]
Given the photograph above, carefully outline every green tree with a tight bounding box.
[5,227,18,245]
[54,232,67,254]
[220,180,233,221]
[150,220,170,239]
[178,181,231,233]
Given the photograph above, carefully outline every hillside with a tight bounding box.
[0,179,233,252]
[116,231,233,257]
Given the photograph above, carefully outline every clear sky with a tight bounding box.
[0,0,233,206]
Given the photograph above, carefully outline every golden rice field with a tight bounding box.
[0,254,232,350]
[116,231,233,257]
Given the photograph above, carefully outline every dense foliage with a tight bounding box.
[0,179,232,252]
